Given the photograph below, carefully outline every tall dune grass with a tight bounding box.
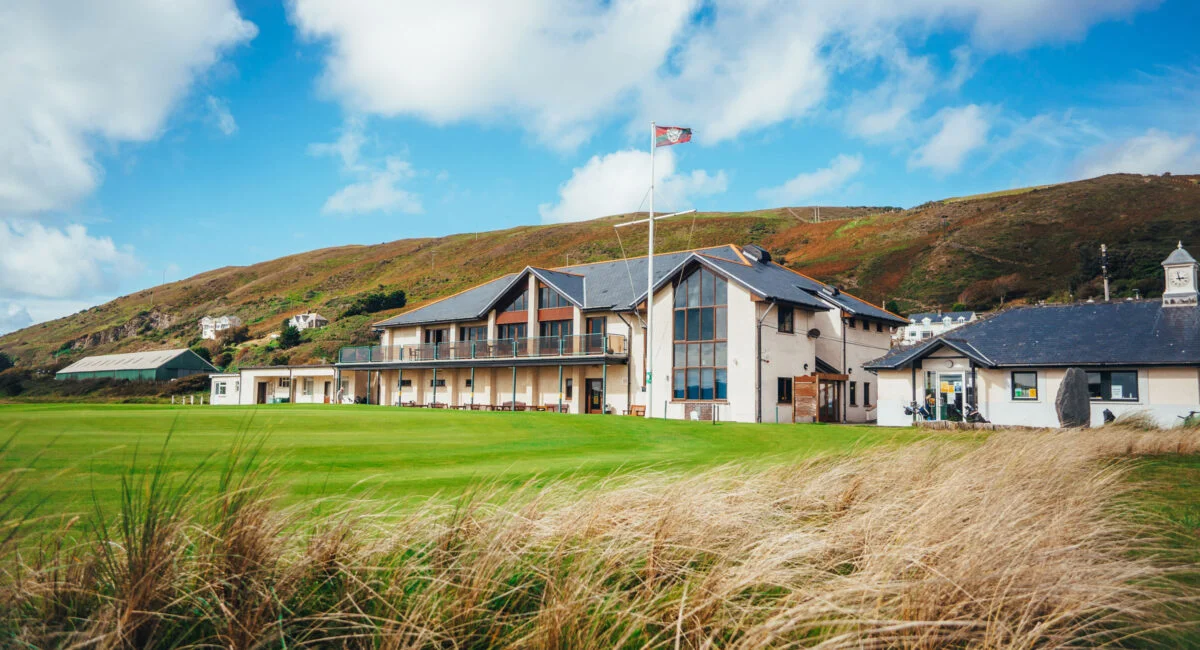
[0,426,1197,648]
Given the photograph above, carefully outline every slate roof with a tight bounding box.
[865,301,1200,370]
[375,244,906,327]
[908,311,975,323]
[58,349,216,374]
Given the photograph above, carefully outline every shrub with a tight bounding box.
[213,351,233,369]
[269,353,290,366]
[218,325,250,345]
[0,351,12,371]
[0,368,24,396]
[278,320,301,349]
[189,345,212,363]
[341,289,406,317]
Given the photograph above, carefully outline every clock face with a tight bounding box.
[1172,270,1190,287]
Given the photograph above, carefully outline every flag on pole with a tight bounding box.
[654,126,692,147]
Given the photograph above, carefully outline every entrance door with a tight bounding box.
[938,373,964,421]
[323,381,330,404]
[817,380,840,422]
[256,382,267,405]
[586,317,606,354]
[585,378,604,414]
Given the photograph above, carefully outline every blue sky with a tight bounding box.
[2,0,1199,333]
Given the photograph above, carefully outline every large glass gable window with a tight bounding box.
[672,266,728,400]
[499,289,528,312]
[538,284,571,309]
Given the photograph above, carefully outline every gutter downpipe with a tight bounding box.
[842,312,848,423]
[756,301,777,423]
[910,364,917,425]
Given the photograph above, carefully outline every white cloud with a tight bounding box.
[322,157,423,216]
[289,0,1154,147]
[0,220,140,300]
[539,148,726,223]
[0,303,33,336]
[910,104,991,174]
[205,95,238,136]
[757,154,864,205]
[1073,129,1200,178]
[311,119,424,216]
[0,1,256,215]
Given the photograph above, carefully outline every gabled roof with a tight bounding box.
[57,349,217,374]
[865,301,1200,370]
[374,244,905,327]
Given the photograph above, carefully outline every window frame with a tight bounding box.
[429,378,447,388]
[1011,371,1039,401]
[565,378,573,399]
[1086,370,1139,402]
[215,382,226,396]
[777,307,794,334]
[671,266,729,402]
[537,284,572,309]
[863,382,871,406]
[849,381,857,406]
[459,325,487,341]
[279,377,291,389]
[777,377,793,404]
[499,289,528,313]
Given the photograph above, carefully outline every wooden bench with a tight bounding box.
[625,405,646,417]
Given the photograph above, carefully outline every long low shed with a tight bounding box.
[55,349,217,381]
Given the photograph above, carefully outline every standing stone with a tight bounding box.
[1056,367,1091,428]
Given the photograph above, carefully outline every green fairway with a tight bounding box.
[0,404,928,519]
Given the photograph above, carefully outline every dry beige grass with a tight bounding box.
[0,425,1197,648]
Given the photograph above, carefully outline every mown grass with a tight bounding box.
[0,424,1195,648]
[0,404,932,522]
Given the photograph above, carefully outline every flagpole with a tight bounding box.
[646,121,655,419]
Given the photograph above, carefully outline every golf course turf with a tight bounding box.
[0,403,929,517]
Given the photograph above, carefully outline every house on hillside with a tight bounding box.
[57,349,217,381]
[288,312,329,331]
[895,311,976,345]
[867,242,1200,428]
[199,315,242,340]
[331,244,906,422]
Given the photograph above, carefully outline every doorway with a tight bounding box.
[817,379,841,423]
[256,382,267,405]
[585,378,604,414]
[923,371,964,421]
[586,317,606,354]
[323,381,331,404]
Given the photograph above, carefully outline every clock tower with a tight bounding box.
[1162,241,1198,307]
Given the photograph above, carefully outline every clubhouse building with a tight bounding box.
[867,242,1200,429]
[216,244,906,423]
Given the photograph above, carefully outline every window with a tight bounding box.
[539,319,572,337]
[464,378,472,388]
[875,322,883,333]
[538,284,571,309]
[777,308,794,333]
[279,377,290,388]
[399,379,412,387]
[1012,371,1038,400]
[459,326,487,341]
[849,381,857,406]
[565,378,573,399]
[429,378,446,388]
[497,322,526,340]
[1087,371,1138,401]
[848,318,856,329]
[777,377,793,403]
[303,378,313,396]
[671,267,728,400]
[864,382,871,406]
[215,382,227,396]
[499,289,528,312]
[424,328,449,345]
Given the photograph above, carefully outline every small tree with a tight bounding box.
[279,319,302,349]
[219,325,250,345]
[0,352,12,372]
[190,345,213,363]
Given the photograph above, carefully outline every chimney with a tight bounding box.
[741,244,771,264]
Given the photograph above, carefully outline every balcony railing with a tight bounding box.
[338,333,627,364]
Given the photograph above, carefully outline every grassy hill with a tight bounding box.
[2,172,1198,371]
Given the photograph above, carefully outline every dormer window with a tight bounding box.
[499,289,528,312]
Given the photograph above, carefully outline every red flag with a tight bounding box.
[654,126,692,147]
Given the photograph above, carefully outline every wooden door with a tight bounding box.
[256,382,267,405]
[585,378,604,414]
[586,317,606,354]
[818,380,841,423]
